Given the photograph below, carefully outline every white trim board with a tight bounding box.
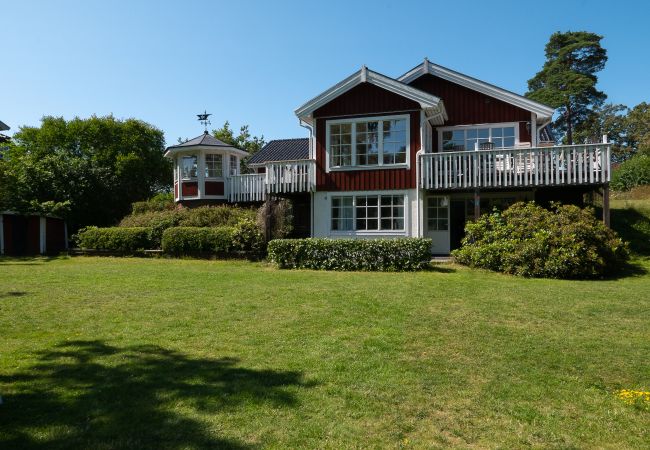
[398,59,555,122]
[295,66,447,125]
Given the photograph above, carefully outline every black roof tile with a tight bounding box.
[248,138,309,165]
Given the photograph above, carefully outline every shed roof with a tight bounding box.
[247,138,310,165]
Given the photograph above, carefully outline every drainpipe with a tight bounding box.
[299,119,315,237]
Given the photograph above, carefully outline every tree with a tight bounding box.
[573,103,630,159]
[213,121,265,172]
[526,31,608,145]
[2,115,171,229]
[626,102,650,155]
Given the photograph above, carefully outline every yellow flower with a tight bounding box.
[616,389,650,405]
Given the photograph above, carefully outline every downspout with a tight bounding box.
[299,119,315,237]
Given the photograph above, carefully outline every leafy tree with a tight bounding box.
[1,115,171,229]
[626,102,650,155]
[526,31,608,145]
[573,103,630,159]
[213,121,265,171]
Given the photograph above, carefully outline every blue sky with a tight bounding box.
[2,0,648,145]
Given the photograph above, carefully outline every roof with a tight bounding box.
[295,66,447,125]
[164,131,248,157]
[398,59,555,122]
[248,138,310,165]
[0,120,9,132]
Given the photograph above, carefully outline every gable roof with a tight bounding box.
[164,131,248,157]
[0,120,9,132]
[295,66,447,125]
[398,59,555,122]
[248,138,310,166]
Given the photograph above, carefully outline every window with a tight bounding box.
[229,155,238,176]
[182,155,197,179]
[331,197,353,231]
[205,154,223,178]
[427,196,448,231]
[328,115,408,169]
[441,125,516,151]
[331,194,405,232]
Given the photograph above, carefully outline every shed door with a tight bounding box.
[425,196,450,255]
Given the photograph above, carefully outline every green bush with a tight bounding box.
[130,192,175,215]
[611,154,650,191]
[161,227,235,256]
[267,238,433,271]
[75,227,152,253]
[119,205,257,248]
[452,202,629,279]
[232,218,265,254]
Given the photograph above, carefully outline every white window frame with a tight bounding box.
[325,114,410,172]
[437,122,520,152]
[229,155,239,176]
[329,192,407,235]
[205,153,224,179]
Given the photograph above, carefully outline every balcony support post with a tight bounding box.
[602,183,610,228]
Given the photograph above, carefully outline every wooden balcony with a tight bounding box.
[418,143,611,190]
[228,160,316,202]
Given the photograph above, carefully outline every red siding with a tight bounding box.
[46,217,66,254]
[2,214,14,254]
[181,182,198,197]
[313,84,421,191]
[205,181,224,196]
[27,216,40,255]
[174,182,178,198]
[409,74,532,149]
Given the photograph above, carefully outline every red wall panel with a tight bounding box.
[27,217,40,255]
[46,218,66,254]
[205,181,224,196]
[409,74,532,149]
[181,182,198,197]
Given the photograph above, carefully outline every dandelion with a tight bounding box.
[616,389,650,406]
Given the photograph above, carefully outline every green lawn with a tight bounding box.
[1,255,649,449]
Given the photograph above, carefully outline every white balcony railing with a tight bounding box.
[419,143,611,190]
[227,159,316,202]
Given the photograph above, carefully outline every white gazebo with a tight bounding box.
[165,131,248,203]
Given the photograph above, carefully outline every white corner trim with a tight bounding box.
[295,67,445,121]
[397,61,555,120]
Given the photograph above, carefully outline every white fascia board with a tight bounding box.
[295,68,443,121]
[164,145,248,158]
[398,61,555,121]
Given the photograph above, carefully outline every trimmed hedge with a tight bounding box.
[75,227,152,253]
[267,238,433,271]
[161,222,264,257]
[452,202,629,279]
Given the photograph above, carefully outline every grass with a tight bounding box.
[1,254,649,449]
[1,199,649,448]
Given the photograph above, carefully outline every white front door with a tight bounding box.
[424,195,450,254]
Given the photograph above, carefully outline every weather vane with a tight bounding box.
[197,110,211,133]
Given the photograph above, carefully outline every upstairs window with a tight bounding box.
[328,115,409,169]
[205,154,223,178]
[182,155,198,179]
[441,124,516,151]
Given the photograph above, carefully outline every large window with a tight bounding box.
[182,155,198,179]
[427,196,448,231]
[328,115,408,169]
[331,194,405,232]
[205,154,223,178]
[441,125,516,151]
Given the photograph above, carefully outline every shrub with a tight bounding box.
[119,205,258,248]
[611,153,650,191]
[130,192,175,215]
[232,218,265,255]
[75,227,152,253]
[267,238,433,271]
[452,202,629,279]
[161,227,235,256]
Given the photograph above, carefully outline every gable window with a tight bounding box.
[182,155,198,179]
[327,115,409,169]
[441,124,517,151]
[229,155,238,176]
[205,154,223,178]
[331,194,405,232]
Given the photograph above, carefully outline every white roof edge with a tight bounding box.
[295,67,444,120]
[397,61,555,120]
[164,145,249,158]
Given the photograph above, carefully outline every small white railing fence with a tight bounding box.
[227,160,316,202]
[419,143,611,190]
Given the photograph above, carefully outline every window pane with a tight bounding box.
[492,127,503,138]
[504,127,515,137]
[478,128,489,139]
[504,137,515,147]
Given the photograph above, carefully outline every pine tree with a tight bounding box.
[526,31,608,145]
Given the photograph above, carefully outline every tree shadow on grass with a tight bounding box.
[0,291,28,299]
[0,340,312,449]
[611,207,650,256]
[0,256,65,266]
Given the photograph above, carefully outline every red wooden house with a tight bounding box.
[167,59,611,254]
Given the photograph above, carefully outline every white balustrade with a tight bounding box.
[418,143,610,190]
[227,160,316,202]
